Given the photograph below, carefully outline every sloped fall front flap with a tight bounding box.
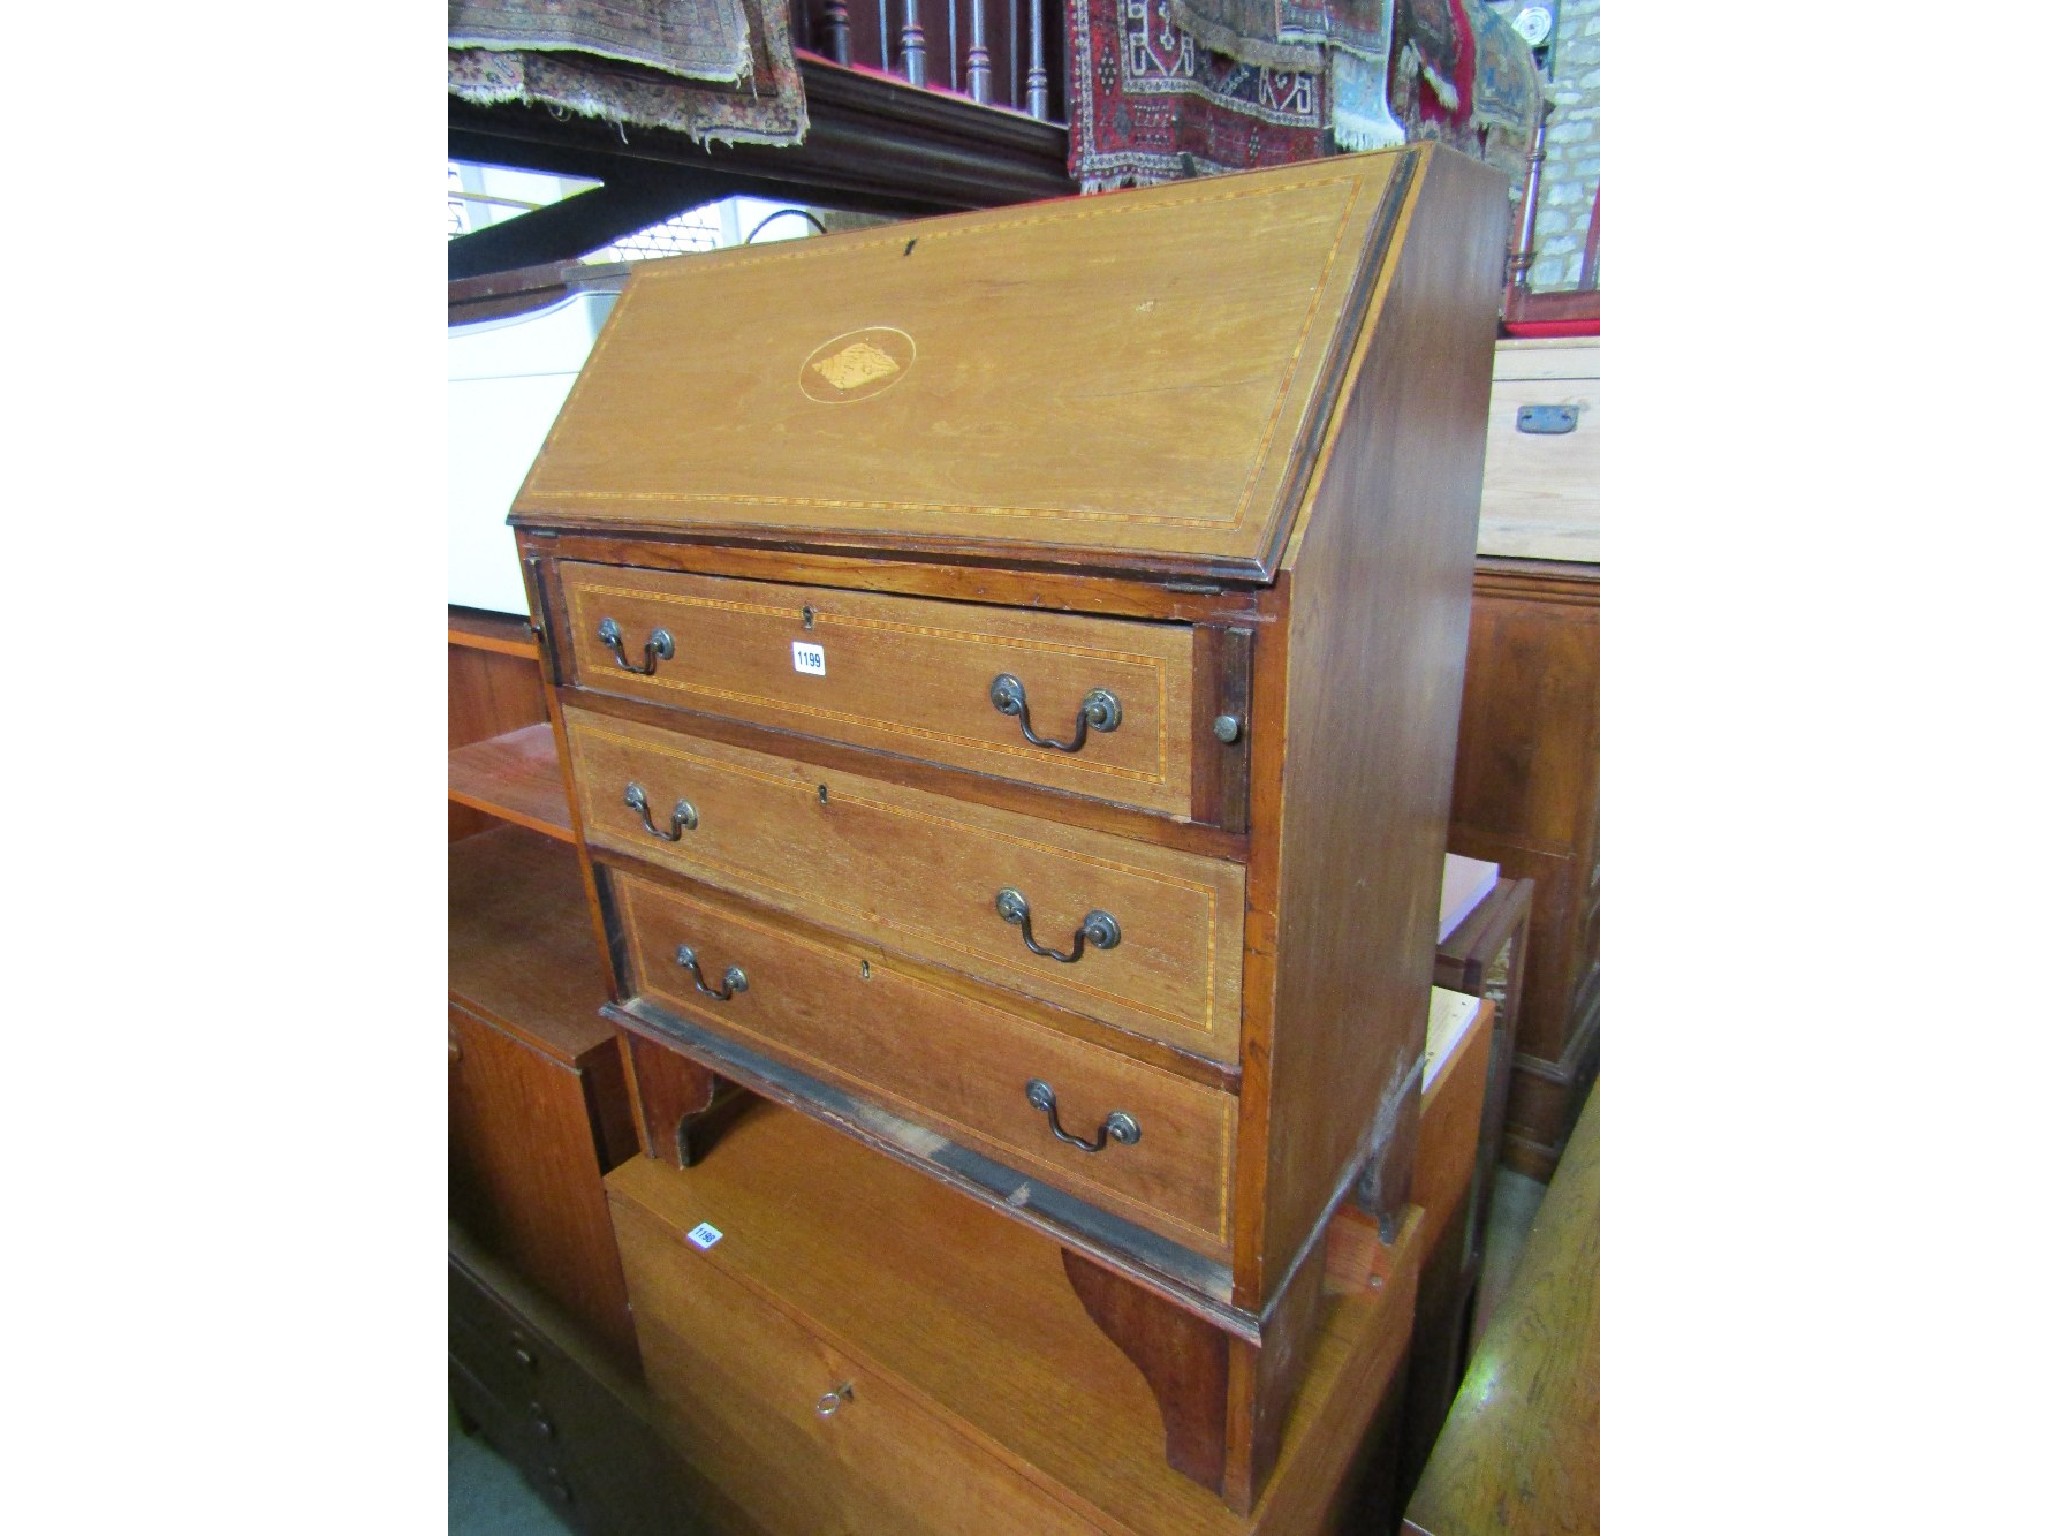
[514,149,1421,580]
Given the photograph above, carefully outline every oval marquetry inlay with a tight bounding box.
[799,326,917,404]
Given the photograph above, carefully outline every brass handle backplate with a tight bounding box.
[989,673,1121,752]
[995,888,1120,963]
[1025,1079,1140,1154]
[675,945,747,1001]
[624,782,699,840]
[597,616,675,676]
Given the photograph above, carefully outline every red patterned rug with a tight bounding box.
[1065,0,1330,192]
[1066,0,1536,192]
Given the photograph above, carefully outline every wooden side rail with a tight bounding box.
[1402,1079,1599,1536]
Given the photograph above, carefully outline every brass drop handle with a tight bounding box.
[624,782,699,840]
[675,945,747,1001]
[816,1382,855,1418]
[989,673,1121,752]
[995,888,1120,963]
[1026,1079,1141,1153]
[596,616,675,676]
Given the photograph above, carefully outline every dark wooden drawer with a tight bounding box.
[565,704,1245,1061]
[615,869,1236,1261]
[559,561,1201,817]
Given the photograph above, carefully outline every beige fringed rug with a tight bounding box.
[449,0,808,148]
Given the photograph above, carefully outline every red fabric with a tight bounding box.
[1502,318,1600,338]
[1407,0,1473,127]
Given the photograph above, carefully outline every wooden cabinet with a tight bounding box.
[509,144,1508,1521]
[450,1230,722,1536]
[608,1097,1422,1536]
[448,612,640,1369]
[1447,559,1599,1178]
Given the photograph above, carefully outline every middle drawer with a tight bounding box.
[563,704,1245,1062]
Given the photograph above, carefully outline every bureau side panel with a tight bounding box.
[1255,147,1510,1286]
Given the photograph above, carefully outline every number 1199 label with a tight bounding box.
[792,642,826,676]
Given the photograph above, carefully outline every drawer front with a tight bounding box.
[614,1197,1102,1536]
[558,561,1197,817]
[616,871,1235,1259]
[565,705,1244,1060]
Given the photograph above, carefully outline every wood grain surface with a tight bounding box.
[450,626,551,840]
[1476,340,1600,563]
[1243,144,1509,1301]
[559,560,1200,817]
[448,824,614,1062]
[1403,1081,1598,1536]
[448,722,574,842]
[450,1003,637,1366]
[606,1103,1423,1535]
[514,155,1412,577]
[615,868,1238,1258]
[564,704,1246,1059]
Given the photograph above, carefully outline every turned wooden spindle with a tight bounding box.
[900,0,927,86]
[1025,0,1049,118]
[822,0,852,65]
[1507,98,1550,293]
[965,0,992,103]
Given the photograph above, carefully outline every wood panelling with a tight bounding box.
[565,705,1247,1060]
[1448,559,1599,1175]
[558,561,1202,818]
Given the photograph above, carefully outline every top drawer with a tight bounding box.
[555,562,1198,818]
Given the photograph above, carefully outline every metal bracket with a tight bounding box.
[1516,404,1579,435]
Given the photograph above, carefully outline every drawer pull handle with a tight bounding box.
[596,616,675,676]
[1026,1079,1141,1153]
[816,1382,855,1418]
[989,674,1121,752]
[624,783,699,840]
[995,888,1120,962]
[674,945,747,1001]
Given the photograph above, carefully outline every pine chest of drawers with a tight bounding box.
[513,145,1507,1515]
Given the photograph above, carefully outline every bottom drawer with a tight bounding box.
[611,1195,1102,1536]
[614,868,1236,1261]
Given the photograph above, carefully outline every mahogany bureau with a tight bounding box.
[511,144,1508,1516]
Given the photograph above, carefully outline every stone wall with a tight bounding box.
[1528,0,1600,290]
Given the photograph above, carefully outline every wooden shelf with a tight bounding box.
[449,823,612,1061]
[607,1102,1418,1535]
[448,605,539,659]
[449,722,573,842]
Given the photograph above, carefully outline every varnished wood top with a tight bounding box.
[449,824,614,1063]
[609,1100,1421,1535]
[513,150,1428,580]
[1404,1080,1598,1536]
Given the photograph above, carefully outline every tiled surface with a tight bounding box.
[449,1408,574,1536]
